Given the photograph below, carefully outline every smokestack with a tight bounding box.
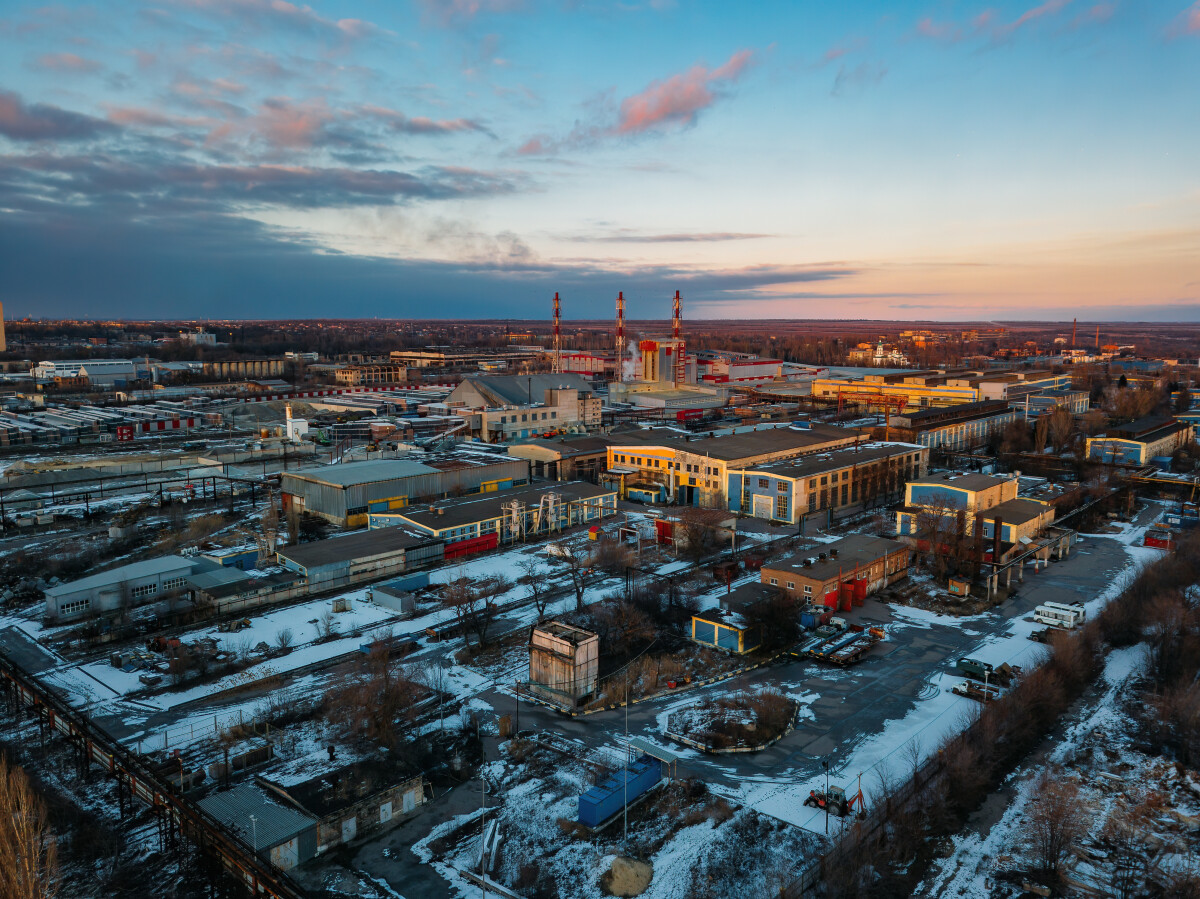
[672,290,685,388]
[1071,318,1076,349]
[1095,324,1100,351]
[552,292,562,375]
[615,291,626,383]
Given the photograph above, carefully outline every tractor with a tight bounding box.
[803,778,867,819]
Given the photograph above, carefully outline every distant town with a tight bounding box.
[0,306,1197,899]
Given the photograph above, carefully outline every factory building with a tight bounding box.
[275,528,444,589]
[885,401,1019,452]
[445,373,602,442]
[1085,415,1192,466]
[374,482,617,556]
[280,456,528,527]
[760,535,911,609]
[44,555,213,623]
[727,442,929,525]
[604,422,860,507]
[197,786,317,871]
[507,435,616,482]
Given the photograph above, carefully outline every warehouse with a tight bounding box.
[605,422,860,508]
[275,528,444,589]
[507,435,616,482]
[260,760,426,854]
[281,455,528,527]
[727,442,928,526]
[197,785,317,870]
[690,582,768,654]
[885,401,1018,452]
[374,482,617,556]
[759,535,911,609]
[1085,415,1192,466]
[44,555,215,623]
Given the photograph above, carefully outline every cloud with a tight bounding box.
[991,0,1073,39]
[0,90,117,141]
[1073,3,1116,26]
[172,0,386,42]
[567,231,773,244]
[915,1,1075,43]
[914,16,963,41]
[614,48,754,135]
[416,0,524,27]
[0,152,527,209]
[31,52,103,73]
[1170,2,1200,35]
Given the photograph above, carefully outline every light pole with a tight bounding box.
[249,814,257,854]
[623,665,630,847]
[822,760,830,835]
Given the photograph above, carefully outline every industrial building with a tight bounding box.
[690,582,767,654]
[275,528,444,589]
[507,435,616,482]
[759,535,911,608]
[894,472,1036,540]
[196,785,317,871]
[528,621,599,707]
[604,422,860,507]
[33,359,140,387]
[884,401,1019,452]
[260,761,426,854]
[280,455,528,527]
[372,482,617,555]
[445,373,602,441]
[44,555,214,623]
[727,442,929,525]
[1085,415,1193,466]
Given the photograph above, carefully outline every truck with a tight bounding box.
[952,680,1001,703]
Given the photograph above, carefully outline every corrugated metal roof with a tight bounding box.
[45,556,197,598]
[197,785,316,849]
[284,459,438,488]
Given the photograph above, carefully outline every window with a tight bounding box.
[776,495,787,518]
[778,481,788,492]
[758,478,769,488]
[551,411,557,419]
[808,494,817,512]
[769,577,778,585]
[131,583,158,599]
[58,598,90,617]
[809,479,816,490]
[521,414,527,422]
[163,576,188,592]
[804,585,813,595]
[841,485,848,505]
[820,476,827,486]
[787,581,795,590]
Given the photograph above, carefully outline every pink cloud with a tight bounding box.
[915,16,963,40]
[416,0,523,26]
[33,52,102,73]
[614,48,755,136]
[174,0,384,41]
[1172,1,1200,35]
[992,0,1073,38]
[1073,3,1116,26]
[516,135,550,156]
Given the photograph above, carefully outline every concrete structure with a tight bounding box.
[886,401,1019,452]
[1086,415,1193,466]
[727,442,928,525]
[693,351,786,386]
[760,535,911,607]
[334,363,408,386]
[373,482,617,554]
[261,761,425,855]
[281,456,528,527]
[389,347,538,370]
[275,528,444,589]
[507,436,615,482]
[44,555,209,622]
[528,621,599,706]
[604,423,860,507]
[446,373,602,441]
[197,785,317,871]
[35,359,138,387]
[809,373,980,409]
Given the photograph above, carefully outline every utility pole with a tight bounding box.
[822,759,830,835]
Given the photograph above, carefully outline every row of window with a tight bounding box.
[612,454,717,477]
[58,598,90,616]
[498,411,558,424]
[766,577,815,595]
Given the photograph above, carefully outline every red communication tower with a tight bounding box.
[672,290,685,387]
[615,291,626,383]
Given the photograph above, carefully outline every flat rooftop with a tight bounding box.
[908,472,1013,493]
[283,459,438,488]
[399,481,614,530]
[745,442,924,478]
[764,534,908,582]
[277,527,438,569]
[609,422,857,461]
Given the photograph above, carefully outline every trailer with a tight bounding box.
[952,680,1001,703]
[808,625,885,666]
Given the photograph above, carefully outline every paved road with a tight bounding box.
[477,510,1145,795]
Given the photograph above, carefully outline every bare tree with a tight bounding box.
[444,577,501,651]
[274,628,294,652]
[0,756,58,899]
[1026,772,1088,878]
[518,557,550,622]
[675,507,729,561]
[1047,407,1075,455]
[285,503,300,547]
[315,609,339,642]
[552,542,590,612]
[324,644,422,749]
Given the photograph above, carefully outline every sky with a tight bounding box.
[1,0,1199,322]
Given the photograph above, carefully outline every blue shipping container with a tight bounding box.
[383,571,430,593]
[577,756,661,827]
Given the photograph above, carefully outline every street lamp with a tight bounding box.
[821,759,830,835]
[249,814,257,854]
